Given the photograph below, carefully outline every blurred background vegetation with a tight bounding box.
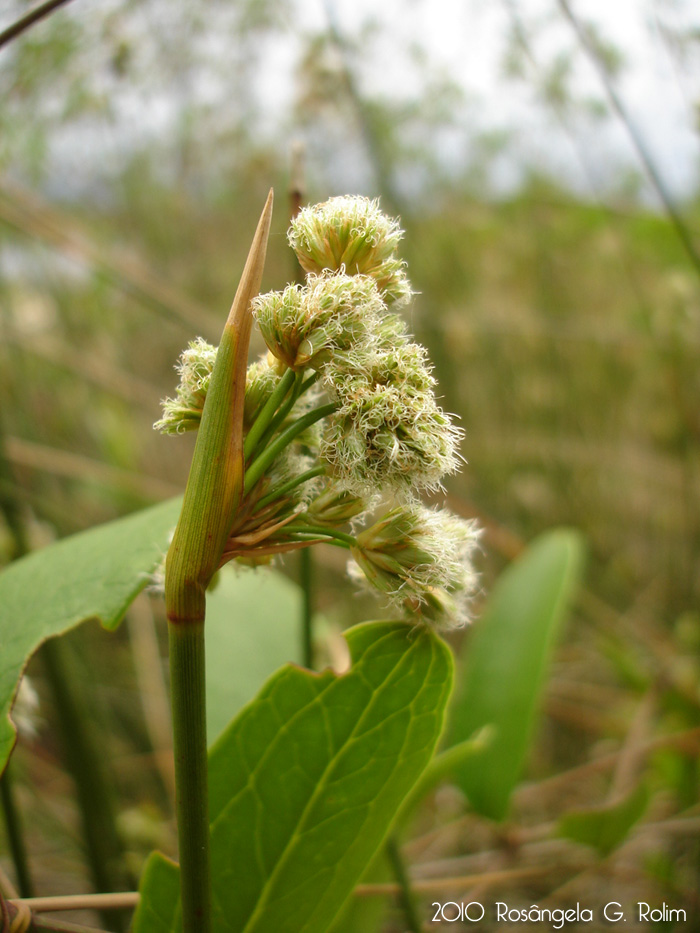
[0,0,698,929]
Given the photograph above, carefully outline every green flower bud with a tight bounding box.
[350,505,481,628]
[288,196,412,306]
[251,284,304,370]
[305,481,370,527]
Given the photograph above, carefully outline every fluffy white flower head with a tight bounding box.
[253,272,385,371]
[288,196,412,307]
[350,505,481,629]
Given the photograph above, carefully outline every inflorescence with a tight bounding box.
[155,196,480,628]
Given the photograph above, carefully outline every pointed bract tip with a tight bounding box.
[225,191,275,333]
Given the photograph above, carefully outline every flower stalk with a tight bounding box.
[155,194,482,929]
[156,193,484,927]
[164,191,273,933]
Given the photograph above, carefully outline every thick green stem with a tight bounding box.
[168,621,210,933]
[164,194,273,933]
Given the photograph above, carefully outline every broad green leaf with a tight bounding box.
[135,853,182,932]
[134,620,453,933]
[329,730,492,933]
[450,528,585,820]
[557,783,649,856]
[327,849,390,933]
[0,497,181,772]
[205,567,301,743]
[397,728,494,826]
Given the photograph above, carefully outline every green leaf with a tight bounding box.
[557,783,649,856]
[327,849,390,933]
[204,567,301,744]
[0,497,181,773]
[449,528,585,820]
[397,728,494,827]
[135,620,453,933]
[136,853,182,932]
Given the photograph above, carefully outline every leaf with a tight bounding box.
[135,853,182,933]
[204,567,301,744]
[449,528,585,820]
[557,783,649,856]
[134,620,453,933]
[397,728,494,826]
[327,849,390,933]
[0,497,181,773]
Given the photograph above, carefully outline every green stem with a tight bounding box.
[298,371,320,395]
[244,403,336,494]
[299,549,314,669]
[282,533,347,546]
[164,194,273,933]
[385,836,422,933]
[284,523,357,547]
[168,621,210,933]
[255,465,325,510]
[252,370,317,457]
[243,367,296,461]
[41,638,129,932]
[0,764,34,897]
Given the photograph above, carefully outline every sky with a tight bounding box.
[307,0,700,200]
[2,0,698,203]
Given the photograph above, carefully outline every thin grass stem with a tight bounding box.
[243,367,296,461]
[251,370,316,457]
[255,465,325,510]
[243,403,335,494]
[385,836,422,933]
[299,549,314,669]
[282,524,356,547]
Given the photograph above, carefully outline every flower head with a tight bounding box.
[350,505,481,628]
[243,355,283,428]
[154,337,218,434]
[288,196,412,306]
[253,272,385,371]
[155,194,480,627]
[155,344,283,436]
[320,343,462,496]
